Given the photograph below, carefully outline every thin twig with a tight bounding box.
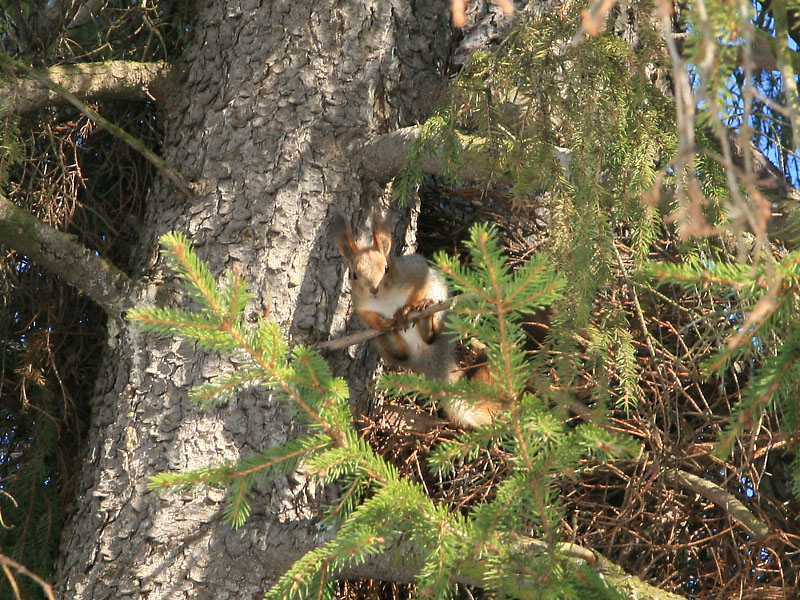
[315,296,464,352]
[0,553,57,600]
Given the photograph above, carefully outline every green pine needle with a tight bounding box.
[132,219,639,597]
[159,231,228,315]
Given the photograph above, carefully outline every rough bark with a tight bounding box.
[55,0,454,598]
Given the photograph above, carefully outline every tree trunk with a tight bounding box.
[55,0,453,597]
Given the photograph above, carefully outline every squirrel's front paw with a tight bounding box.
[391,306,412,330]
[410,298,435,312]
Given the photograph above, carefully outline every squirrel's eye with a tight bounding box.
[351,272,358,280]
[384,264,390,274]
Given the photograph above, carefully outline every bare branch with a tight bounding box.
[0,57,192,197]
[0,553,56,600]
[0,60,177,114]
[665,468,769,541]
[357,127,498,185]
[0,193,134,318]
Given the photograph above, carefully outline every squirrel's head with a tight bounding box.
[331,213,394,297]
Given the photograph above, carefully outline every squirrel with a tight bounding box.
[331,212,498,428]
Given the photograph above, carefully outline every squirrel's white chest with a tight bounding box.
[359,284,412,318]
[359,285,428,351]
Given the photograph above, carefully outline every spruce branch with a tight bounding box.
[134,234,350,442]
[148,436,334,528]
[189,367,273,409]
[716,333,800,459]
[132,228,653,598]
[436,224,564,398]
[159,231,233,314]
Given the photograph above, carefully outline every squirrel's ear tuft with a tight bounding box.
[372,214,393,257]
[331,213,357,262]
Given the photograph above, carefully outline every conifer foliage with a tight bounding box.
[388,4,800,596]
[130,229,634,599]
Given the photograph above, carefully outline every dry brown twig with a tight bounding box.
[0,553,57,600]
[316,296,467,352]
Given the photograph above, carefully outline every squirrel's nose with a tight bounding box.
[370,285,379,295]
